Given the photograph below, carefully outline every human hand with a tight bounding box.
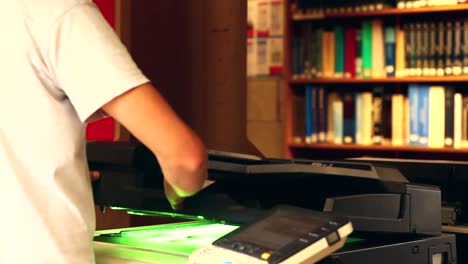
[164,179,185,211]
[90,171,100,181]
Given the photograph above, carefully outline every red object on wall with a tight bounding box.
[86,0,116,141]
[92,0,115,27]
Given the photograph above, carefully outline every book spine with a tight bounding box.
[362,20,373,78]
[312,86,319,143]
[382,89,393,144]
[384,26,396,77]
[355,92,363,144]
[453,19,463,75]
[444,86,455,147]
[445,21,454,76]
[343,92,356,144]
[428,86,445,148]
[408,85,420,145]
[464,19,468,75]
[418,85,429,146]
[396,25,406,77]
[421,22,430,76]
[392,94,405,146]
[372,86,384,144]
[333,99,344,144]
[372,20,385,78]
[415,22,423,76]
[334,25,345,78]
[436,21,446,76]
[316,29,324,77]
[292,93,306,143]
[344,27,357,78]
[454,93,463,149]
[429,22,437,76]
[318,87,327,142]
[305,84,313,143]
[355,29,363,78]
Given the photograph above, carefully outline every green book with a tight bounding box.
[362,20,373,78]
[334,26,345,78]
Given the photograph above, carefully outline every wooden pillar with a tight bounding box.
[129,1,259,155]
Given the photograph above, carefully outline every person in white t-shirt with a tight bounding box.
[0,0,207,263]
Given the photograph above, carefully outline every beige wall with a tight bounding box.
[247,77,285,158]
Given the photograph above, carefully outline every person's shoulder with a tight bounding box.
[20,0,93,25]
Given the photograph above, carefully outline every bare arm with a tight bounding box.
[101,83,208,207]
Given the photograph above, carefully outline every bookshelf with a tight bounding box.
[292,4,468,20]
[284,1,468,160]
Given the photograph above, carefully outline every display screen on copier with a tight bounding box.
[228,210,326,250]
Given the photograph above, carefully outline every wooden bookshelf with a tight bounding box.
[288,143,468,161]
[284,1,468,160]
[290,76,468,84]
[289,143,468,154]
[292,4,468,21]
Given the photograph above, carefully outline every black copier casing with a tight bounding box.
[88,142,457,264]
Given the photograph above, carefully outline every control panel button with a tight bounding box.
[326,232,340,246]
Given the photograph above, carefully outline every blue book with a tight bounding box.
[418,85,430,146]
[384,26,396,77]
[408,84,420,145]
[305,85,313,143]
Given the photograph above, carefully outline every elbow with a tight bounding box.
[165,142,208,197]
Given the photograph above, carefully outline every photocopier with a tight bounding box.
[88,142,457,264]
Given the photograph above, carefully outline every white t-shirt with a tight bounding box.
[0,0,149,263]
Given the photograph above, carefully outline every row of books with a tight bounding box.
[397,0,465,9]
[292,18,468,79]
[292,84,468,149]
[292,0,465,16]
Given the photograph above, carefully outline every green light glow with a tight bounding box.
[95,222,239,255]
[108,207,206,221]
[346,237,365,243]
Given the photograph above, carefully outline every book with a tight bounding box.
[428,86,445,148]
[392,94,405,146]
[445,21,454,76]
[327,92,341,143]
[436,21,446,77]
[333,98,344,144]
[453,20,463,75]
[372,86,384,144]
[292,93,306,143]
[454,93,463,149]
[318,87,327,142]
[382,89,393,144]
[372,20,385,78]
[355,29,363,78]
[395,25,406,77]
[344,27,357,78]
[384,26,396,77]
[361,92,374,145]
[444,86,455,147]
[464,18,468,75]
[408,84,420,145]
[355,92,363,144]
[305,85,314,143]
[334,26,345,78]
[362,20,373,78]
[343,92,356,144]
[418,85,430,146]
